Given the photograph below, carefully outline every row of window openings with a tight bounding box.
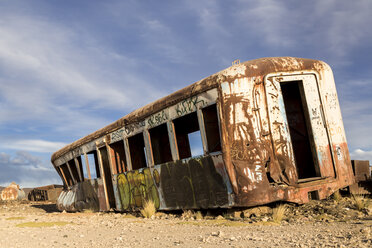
[58,104,221,185]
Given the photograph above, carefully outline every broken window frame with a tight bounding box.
[87,150,101,179]
[199,103,223,155]
[172,111,204,160]
[148,122,173,166]
[59,163,73,187]
[108,139,128,175]
[126,131,150,170]
[80,153,91,179]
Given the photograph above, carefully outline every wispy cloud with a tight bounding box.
[0,12,165,131]
[350,149,372,164]
[0,151,60,187]
[0,0,371,187]
[1,139,67,153]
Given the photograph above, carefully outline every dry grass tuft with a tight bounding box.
[82,209,95,213]
[6,217,26,220]
[16,221,70,228]
[181,210,194,219]
[178,219,249,227]
[272,204,286,223]
[122,214,137,219]
[332,190,342,202]
[181,210,203,220]
[351,193,369,211]
[195,211,203,220]
[140,200,156,218]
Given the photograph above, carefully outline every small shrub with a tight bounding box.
[272,204,286,223]
[332,190,342,202]
[140,200,156,218]
[351,193,369,211]
[181,210,194,219]
[195,211,203,220]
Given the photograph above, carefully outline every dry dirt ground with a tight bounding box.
[0,196,371,248]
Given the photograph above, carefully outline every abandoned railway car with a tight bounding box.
[51,57,355,212]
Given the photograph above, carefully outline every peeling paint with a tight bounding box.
[52,57,355,212]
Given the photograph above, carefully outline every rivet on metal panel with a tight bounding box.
[254,78,262,85]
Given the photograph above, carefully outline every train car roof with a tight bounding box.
[51,56,327,162]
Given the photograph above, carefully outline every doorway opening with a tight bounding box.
[280,80,320,180]
[98,147,116,209]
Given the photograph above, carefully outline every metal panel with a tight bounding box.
[264,76,298,185]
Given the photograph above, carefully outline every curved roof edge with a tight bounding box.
[51,57,327,162]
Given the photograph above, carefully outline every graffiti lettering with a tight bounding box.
[124,121,145,135]
[147,110,167,128]
[117,168,160,210]
[176,96,206,117]
[111,129,124,142]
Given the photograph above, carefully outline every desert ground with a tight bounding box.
[0,195,371,248]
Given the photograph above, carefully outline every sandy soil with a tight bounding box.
[0,199,371,248]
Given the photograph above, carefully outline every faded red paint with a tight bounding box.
[0,183,26,201]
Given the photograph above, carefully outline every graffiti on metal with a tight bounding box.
[52,57,356,212]
[124,121,145,135]
[159,156,228,209]
[117,168,160,210]
[0,182,26,201]
[147,110,168,128]
[175,95,206,117]
[111,128,125,143]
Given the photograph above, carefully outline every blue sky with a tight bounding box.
[0,0,371,187]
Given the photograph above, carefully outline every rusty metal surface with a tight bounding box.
[28,185,63,202]
[351,160,371,182]
[57,179,107,212]
[114,154,231,211]
[57,154,232,212]
[51,57,326,163]
[349,181,372,195]
[0,182,26,201]
[349,160,371,195]
[52,57,356,212]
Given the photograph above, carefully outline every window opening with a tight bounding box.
[109,140,127,174]
[280,81,319,179]
[56,167,67,186]
[202,104,222,153]
[60,163,73,186]
[174,112,203,159]
[77,156,87,180]
[128,132,147,170]
[149,123,172,165]
[87,151,100,178]
[68,159,80,183]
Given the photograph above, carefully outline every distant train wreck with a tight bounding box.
[51,57,355,212]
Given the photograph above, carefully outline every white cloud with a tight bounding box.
[1,139,67,153]
[350,149,372,163]
[235,0,372,61]
[325,1,372,58]
[0,151,60,188]
[236,0,297,48]
[0,13,165,131]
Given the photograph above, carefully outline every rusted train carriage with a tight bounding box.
[51,57,355,212]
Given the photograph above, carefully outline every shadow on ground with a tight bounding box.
[30,203,59,213]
